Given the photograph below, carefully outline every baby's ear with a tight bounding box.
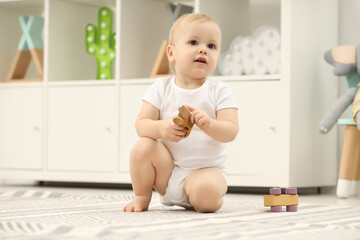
[167,44,175,62]
[324,45,357,76]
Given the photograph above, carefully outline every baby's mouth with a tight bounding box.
[194,57,207,64]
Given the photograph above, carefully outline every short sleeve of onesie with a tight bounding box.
[142,78,164,110]
[215,81,238,111]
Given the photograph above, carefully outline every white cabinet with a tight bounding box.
[225,80,281,186]
[47,85,116,172]
[0,0,338,188]
[118,83,151,172]
[0,87,43,169]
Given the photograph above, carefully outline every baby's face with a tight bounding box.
[170,21,221,80]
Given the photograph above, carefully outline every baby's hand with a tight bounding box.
[186,105,210,131]
[159,118,186,142]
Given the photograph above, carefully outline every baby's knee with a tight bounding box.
[189,182,225,213]
[190,194,224,213]
[130,137,157,162]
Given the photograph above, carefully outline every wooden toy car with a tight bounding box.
[173,105,194,138]
[264,188,298,212]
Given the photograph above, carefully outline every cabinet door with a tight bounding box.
[226,81,280,178]
[118,84,151,172]
[0,88,43,169]
[47,86,116,172]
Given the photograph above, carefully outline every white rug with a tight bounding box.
[0,189,360,240]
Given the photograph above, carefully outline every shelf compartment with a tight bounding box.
[118,0,170,79]
[0,0,45,83]
[196,0,281,76]
[47,0,116,81]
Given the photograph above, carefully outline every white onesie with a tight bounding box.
[143,76,238,207]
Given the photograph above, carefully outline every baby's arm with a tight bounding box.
[136,101,186,142]
[187,105,239,143]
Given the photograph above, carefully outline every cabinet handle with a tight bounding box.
[33,126,40,132]
[269,126,276,132]
[105,127,112,133]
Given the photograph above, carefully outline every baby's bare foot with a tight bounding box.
[123,196,151,212]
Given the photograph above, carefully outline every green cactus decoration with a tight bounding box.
[85,7,115,80]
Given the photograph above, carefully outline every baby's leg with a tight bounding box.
[123,137,173,212]
[184,168,227,213]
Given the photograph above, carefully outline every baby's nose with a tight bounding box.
[199,47,207,55]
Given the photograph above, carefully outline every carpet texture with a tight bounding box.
[0,189,360,239]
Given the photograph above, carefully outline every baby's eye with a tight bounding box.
[189,40,198,45]
[208,43,216,50]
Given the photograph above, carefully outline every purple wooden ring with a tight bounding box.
[270,188,281,195]
[285,188,297,194]
[286,205,297,212]
[271,206,282,212]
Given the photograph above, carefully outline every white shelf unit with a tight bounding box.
[0,0,338,188]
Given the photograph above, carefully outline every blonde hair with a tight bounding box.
[168,13,219,73]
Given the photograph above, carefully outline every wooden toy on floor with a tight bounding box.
[264,188,298,212]
[173,105,194,138]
